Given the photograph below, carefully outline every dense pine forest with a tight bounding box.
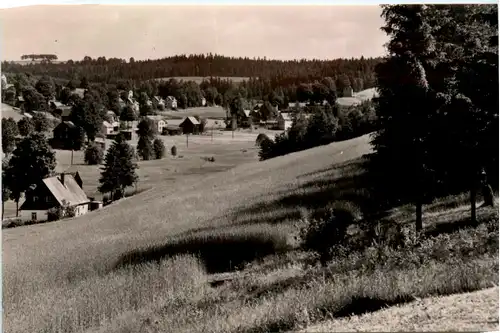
[2,54,381,91]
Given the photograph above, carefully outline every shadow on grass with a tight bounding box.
[424,207,499,238]
[114,230,289,274]
[227,158,376,227]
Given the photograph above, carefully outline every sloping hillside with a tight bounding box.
[299,287,499,332]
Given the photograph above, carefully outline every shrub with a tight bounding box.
[171,145,177,157]
[84,143,104,165]
[255,133,271,147]
[299,201,363,265]
[137,137,154,160]
[153,138,166,159]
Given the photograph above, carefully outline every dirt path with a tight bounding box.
[298,287,499,332]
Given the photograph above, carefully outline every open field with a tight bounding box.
[2,129,281,218]
[159,106,227,119]
[153,76,250,84]
[1,103,28,121]
[3,133,498,333]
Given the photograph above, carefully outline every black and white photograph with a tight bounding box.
[1,2,499,332]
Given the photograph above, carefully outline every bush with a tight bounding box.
[255,133,271,146]
[153,138,166,159]
[171,145,177,157]
[137,137,154,160]
[299,201,363,265]
[84,143,104,165]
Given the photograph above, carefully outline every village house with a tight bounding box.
[241,110,253,128]
[201,97,207,107]
[153,96,165,108]
[342,86,354,98]
[146,115,167,133]
[179,116,200,134]
[102,121,116,136]
[165,96,178,110]
[18,173,92,222]
[52,121,85,149]
[61,108,72,121]
[106,110,118,123]
[277,112,293,131]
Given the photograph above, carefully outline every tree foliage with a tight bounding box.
[84,143,104,165]
[2,117,19,154]
[98,137,138,200]
[153,138,166,159]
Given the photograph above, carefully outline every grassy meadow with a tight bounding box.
[3,133,498,332]
[159,106,227,120]
[2,129,280,218]
[1,103,28,121]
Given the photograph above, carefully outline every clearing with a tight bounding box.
[159,106,227,119]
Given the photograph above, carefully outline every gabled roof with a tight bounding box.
[166,96,177,101]
[107,110,116,117]
[279,113,292,121]
[180,116,200,126]
[43,174,89,206]
[243,110,251,118]
[51,101,64,108]
[20,174,89,210]
[102,121,113,128]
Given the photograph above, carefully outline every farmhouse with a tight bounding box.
[146,115,167,133]
[18,173,92,222]
[277,112,293,131]
[102,121,116,136]
[343,86,354,97]
[179,116,200,134]
[153,96,165,108]
[52,121,85,149]
[241,110,253,127]
[201,97,207,107]
[106,110,118,123]
[165,96,178,109]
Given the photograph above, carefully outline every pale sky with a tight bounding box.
[0,5,388,61]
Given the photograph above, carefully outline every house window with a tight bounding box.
[31,212,37,221]
[33,196,38,202]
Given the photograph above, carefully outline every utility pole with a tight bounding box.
[186,133,189,148]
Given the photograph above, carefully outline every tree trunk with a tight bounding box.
[15,200,19,217]
[2,201,4,220]
[470,185,477,225]
[482,183,494,207]
[415,200,423,232]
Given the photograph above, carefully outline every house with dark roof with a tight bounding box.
[52,121,86,150]
[18,173,91,222]
[179,116,200,134]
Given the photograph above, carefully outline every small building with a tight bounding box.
[146,115,167,133]
[163,125,183,136]
[201,97,207,107]
[343,86,354,98]
[153,96,165,108]
[166,96,177,110]
[52,121,84,150]
[277,112,293,131]
[241,110,253,128]
[18,173,91,222]
[179,116,200,134]
[61,108,73,121]
[102,121,120,136]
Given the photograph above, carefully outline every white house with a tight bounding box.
[154,96,165,108]
[146,115,167,133]
[102,121,115,135]
[201,97,207,107]
[18,173,91,222]
[277,112,293,131]
[166,96,178,110]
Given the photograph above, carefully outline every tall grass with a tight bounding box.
[5,255,207,333]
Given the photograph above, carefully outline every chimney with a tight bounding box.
[61,173,65,186]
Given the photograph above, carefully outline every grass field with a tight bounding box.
[3,133,498,333]
[1,103,28,121]
[159,106,227,120]
[2,129,280,218]
[153,76,250,84]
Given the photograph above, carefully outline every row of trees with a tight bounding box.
[369,4,498,230]
[259,101,377,160]
[21,54,58,62]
